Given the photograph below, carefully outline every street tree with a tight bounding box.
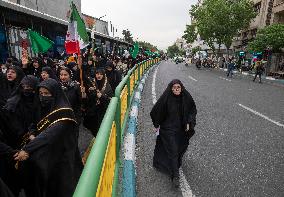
[138,41,158,51]
[248,24,284,53]
[190,0,256,55]
[122,29,134,44]
[167,44,182,58]
[182,24,197,44]
[191,46,202,56]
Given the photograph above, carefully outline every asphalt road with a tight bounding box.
[136,60,284,197]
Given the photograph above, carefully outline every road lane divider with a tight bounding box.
[219,77,232,82]
[188,75,198,82]
[238,103,284,128]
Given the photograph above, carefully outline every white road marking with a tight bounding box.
[179,169,194,197]
[219,77,232,82]
[124,133,135,161]
[152,66,159,104]
[152,63,194,197]
[238,103,284,128]
[188,75,198,82]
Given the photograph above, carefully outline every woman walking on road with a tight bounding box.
[150,79,197,188]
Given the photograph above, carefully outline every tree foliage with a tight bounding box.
[248,24,284,52]
[122,29,134,44]
[182,25,197,44]
[190,0,256,51]
[167,44,183,58]
[137,41,158,51]
[191,46,202,55]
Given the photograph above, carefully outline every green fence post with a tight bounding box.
[127,73,131,106]
[73,97,118,197]
[138,63,141,82]
[114,75,129,156]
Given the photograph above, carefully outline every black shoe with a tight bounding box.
[172,176,179,188]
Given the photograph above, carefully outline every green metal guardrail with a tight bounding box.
[73,58,160,197]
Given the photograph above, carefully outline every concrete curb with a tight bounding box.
[218,67,284,86]
[122,65,157,197]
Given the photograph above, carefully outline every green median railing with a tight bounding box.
[73,57,160,197]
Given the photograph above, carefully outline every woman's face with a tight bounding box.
[1,64,7,73]
[6,69,17,81]
[33,61,39,68]
[88,60,93,65]
[22,84,35,93]
[41,71,49,80]
[171,83,182,96]
[60,70,70,82]
[95,72,104,80]
[39,87,52,96]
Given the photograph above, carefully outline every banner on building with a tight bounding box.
[8,27,35,60]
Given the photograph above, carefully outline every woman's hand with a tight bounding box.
[81,86,87,98]
[185,124,190,132]
[81,86,86,93]
[97,91,102,98]
[14,150,29,161]
[89,87,96,91]
[29,135,35,141]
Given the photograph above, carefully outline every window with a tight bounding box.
[251,29,257,38]
[254,2,261,14]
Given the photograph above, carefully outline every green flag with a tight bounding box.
[28,29,54,53]
[130,42,139,59]
[145,50,153,56]
[70,1,89,49]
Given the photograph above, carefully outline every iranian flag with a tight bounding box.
[65,2,89,54]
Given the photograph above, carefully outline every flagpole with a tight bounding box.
[77,43,83,87]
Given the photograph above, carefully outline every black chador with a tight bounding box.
[0,65,25,108]
[21,79,83,197]
[60,67,82,125]
[105,60,122,91]
[0,75,39,196]
[150,79,197,182]
[0,177,14,197]
[83,69,113,136]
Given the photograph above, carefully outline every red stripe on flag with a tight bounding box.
[65,41,79,54]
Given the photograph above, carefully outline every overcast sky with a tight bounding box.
[81,0,197,50]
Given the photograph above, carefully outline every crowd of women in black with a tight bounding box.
[0,50,148,197]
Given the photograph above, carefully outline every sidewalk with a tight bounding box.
[218,67,284,87]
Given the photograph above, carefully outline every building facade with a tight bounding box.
[232,0,284,51]
[7,0,81,21]
[0,0,131,63]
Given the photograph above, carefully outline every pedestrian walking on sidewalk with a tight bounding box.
[227,59,235,78]
[253,61,265,83]
[150,79,197,189]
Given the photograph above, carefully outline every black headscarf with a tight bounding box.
[38,79,71,115]
[150,79,197,128]
[6,65,25,86]
[95,68,107,90]
[41,67,58,81]
[0,66,25,107]
[5,75,39,113]
[105,60,114,70]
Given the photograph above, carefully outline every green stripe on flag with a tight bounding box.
[71,2,89,45]
[28,29,54,53]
